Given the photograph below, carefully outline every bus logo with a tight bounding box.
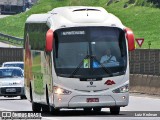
[90,81,93,85]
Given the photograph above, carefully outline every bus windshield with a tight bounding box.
[54,27,127,78]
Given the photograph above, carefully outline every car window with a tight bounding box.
[0,69,23,78]
[4,63,24,70]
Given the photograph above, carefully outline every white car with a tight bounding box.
[0,67,26,99]
[2,61,24,72]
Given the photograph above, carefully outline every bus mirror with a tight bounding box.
[46,29,54,52]
[124,28,135,51]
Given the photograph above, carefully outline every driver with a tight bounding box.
[100,48,117,64]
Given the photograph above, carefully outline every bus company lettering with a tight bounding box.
[62,31,85,35]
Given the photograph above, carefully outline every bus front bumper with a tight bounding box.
[53,93,129,108]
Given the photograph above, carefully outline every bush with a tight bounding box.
[128,0,136,4]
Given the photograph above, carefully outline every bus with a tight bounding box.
[24,6,135,115]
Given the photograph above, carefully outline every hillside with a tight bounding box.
[0,0,160,49]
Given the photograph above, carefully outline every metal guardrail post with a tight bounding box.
[0,32,23,45]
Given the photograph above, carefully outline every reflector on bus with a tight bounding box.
[124,28,135,51]
[46,29,54,52]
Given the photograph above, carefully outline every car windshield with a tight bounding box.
[0,69,23,78]
[4,63,24,70]
[54,27,127,78]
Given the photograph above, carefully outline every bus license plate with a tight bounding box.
[87,98,99,102]
[6,88,16,92]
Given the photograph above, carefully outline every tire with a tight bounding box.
[110,107,120,115]
[42,104,49,113]
[83,108,92,112]
[50,106,60,115]
[30,83,33,102]
[42,86,50,113]
[93,108,101,112]
[30,83,41,112]
[32,102,41,112]
[20,95,27,99]
[45,86,59,114]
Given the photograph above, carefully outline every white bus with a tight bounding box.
[24,6,135,115]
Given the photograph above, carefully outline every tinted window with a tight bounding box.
[54,27,127,78]
[4,63,24,70]
[0,69,23,78]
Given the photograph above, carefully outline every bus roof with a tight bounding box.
[26,14,52,23]
[25,6,124,29]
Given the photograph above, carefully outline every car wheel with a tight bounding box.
[20,95,27,99]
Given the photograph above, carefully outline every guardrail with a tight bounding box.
[129,49,160,96]
[0,32,23,45]
[130,74,160,96]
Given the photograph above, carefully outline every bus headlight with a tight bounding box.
[54,86,72,95]
[112,84,129,93]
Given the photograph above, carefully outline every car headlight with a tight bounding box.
[112,84,129,93]
[54,86,72,95]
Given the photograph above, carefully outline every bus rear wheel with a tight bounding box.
[30,84,41,112]
[110,107,120,115]
[32,102,41,112]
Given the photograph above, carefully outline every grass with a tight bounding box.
[0,0,160,49]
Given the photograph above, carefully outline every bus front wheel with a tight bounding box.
[45,86,60,114]
[93,108,101,112]
[83,108,92,112]
[50,106,60,114]
[110,107,120,115]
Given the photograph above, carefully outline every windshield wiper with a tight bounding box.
[90,55,113,77]
[69,55,113,78]
[69,55,90,78]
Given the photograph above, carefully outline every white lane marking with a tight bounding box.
[42,118,59,120]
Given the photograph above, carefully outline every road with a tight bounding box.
[0,15,10,19]
[0,94,160,120]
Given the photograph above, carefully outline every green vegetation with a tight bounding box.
[0,0,160,48]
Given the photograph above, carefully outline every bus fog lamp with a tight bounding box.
[58,98,62,101]
[122,96,126,99]
[112,84,129,93]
